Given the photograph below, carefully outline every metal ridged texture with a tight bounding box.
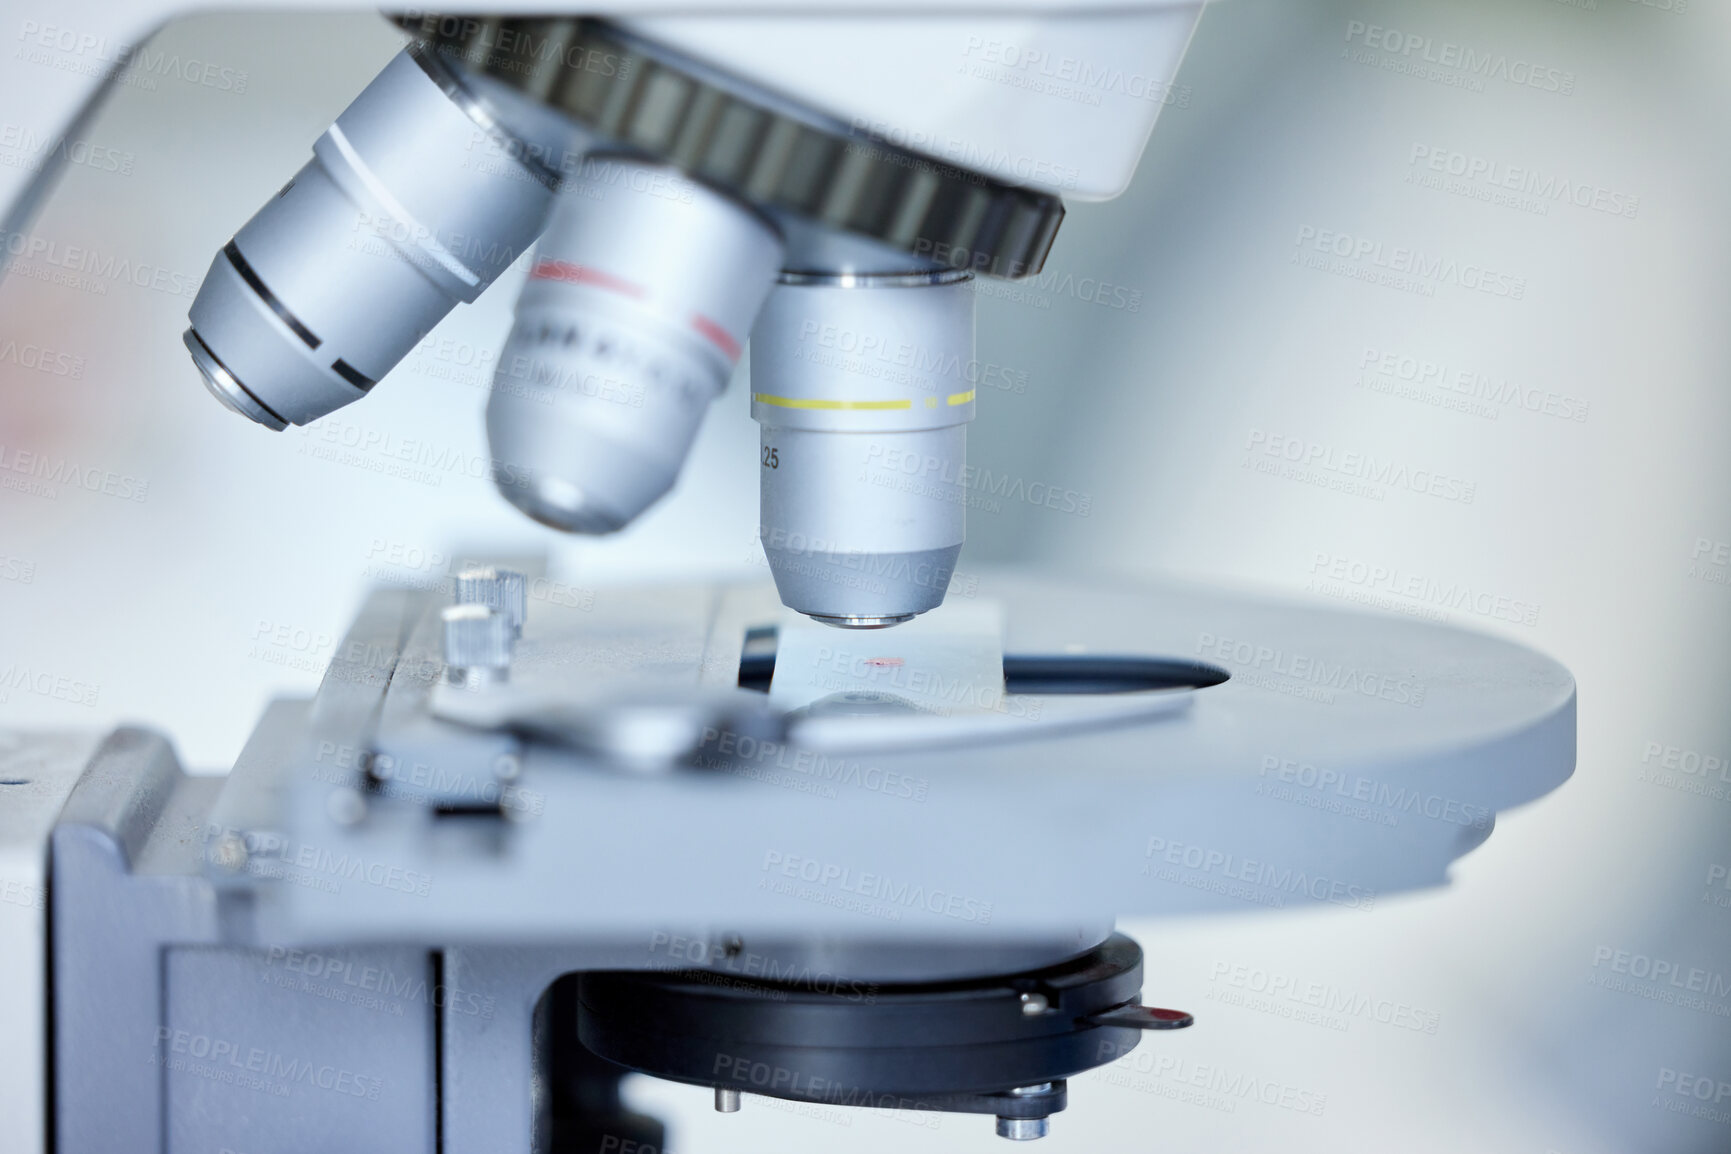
[395,14,1065,279]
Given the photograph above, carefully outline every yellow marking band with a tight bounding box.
[749,390,975,411]
[751,393,911,411]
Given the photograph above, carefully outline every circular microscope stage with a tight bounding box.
[257,569,1575,972]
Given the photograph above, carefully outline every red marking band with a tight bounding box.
[530,260,646,299]
[531,261,742,361]
[690,313,741,361]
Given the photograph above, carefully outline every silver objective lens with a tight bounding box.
[752,270,976,629]
[185,45,576,429]
[488,156,784,533]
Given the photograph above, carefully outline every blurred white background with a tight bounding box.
[1,1,1727,1151]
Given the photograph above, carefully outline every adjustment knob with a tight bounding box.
[454,566,528,636]
[442,604,512,686]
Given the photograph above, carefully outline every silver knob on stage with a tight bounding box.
[442,604,513,688]
[453,566,527,637]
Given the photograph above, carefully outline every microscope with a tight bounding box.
[0,6,1578,1153]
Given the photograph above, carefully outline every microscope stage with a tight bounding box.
[206,569,1574,956]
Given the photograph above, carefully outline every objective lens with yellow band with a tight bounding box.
[751,269,977,628]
